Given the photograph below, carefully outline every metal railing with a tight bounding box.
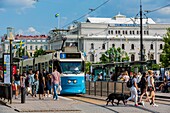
[85,81,170,97]
[85,81,130,97]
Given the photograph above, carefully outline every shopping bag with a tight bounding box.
[57,85,62,94]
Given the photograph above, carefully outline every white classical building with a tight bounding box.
[49,13,170,64]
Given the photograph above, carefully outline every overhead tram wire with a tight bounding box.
[144,3,170,13]
[61,0,111,28]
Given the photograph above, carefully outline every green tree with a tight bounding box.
[16,47,29,58]
[161,28,170,67]
[34,48,46,57]
[100,47,129,63]
[85,61,92,73]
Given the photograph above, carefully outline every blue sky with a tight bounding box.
[0,0,170,36]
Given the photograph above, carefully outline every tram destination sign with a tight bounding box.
[60,53,81,59]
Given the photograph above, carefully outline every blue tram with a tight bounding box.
[21,47,86,95]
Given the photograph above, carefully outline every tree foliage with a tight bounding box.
[99,47,129,63]
[85,61,92,73]
[161,28,170,67]
[34,48,46,58]
[15,47,29,58]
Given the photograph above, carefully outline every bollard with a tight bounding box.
[21,87,26,103]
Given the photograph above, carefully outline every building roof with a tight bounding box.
[86,13,156,25]
[15,34,48,40]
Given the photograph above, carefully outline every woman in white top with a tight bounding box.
[147,70,158,107]
[126,73,139,106]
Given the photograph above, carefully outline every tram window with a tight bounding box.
[60,62,82,74]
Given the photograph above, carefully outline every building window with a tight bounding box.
[137,31,139,35]
[147,31,149,35]
[130,31,132,35]
[150,44,153,50]
[123,31,125,34]
[40,46,43,49]
[102,44,105,49]
[90,54,94,62]
[30,46,32,50]
[150,54,154,60]
[45,46,48,50]
[115,30,117,34]
[112,44,115,48]
[118,30,120,34]
[111,30,113,34]
[122,44,125,50]
[132,31,135,35]
[131,54,135,61]
[160,44,163,49]
[131,44,134,50]
[125,31,128,35]
[35,46,38,50]
[125,31,127,35]
[144,31,146,35]
[30,52,32,57]
[108,30,110,34]
[91,43,94,49]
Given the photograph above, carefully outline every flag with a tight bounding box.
[20,40,25,47]
[55,13,59,18]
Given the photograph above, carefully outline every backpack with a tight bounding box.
[127,78,133,88]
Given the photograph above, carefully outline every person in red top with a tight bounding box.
[51,66,61,100]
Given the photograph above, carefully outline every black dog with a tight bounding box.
[106,93,129,106]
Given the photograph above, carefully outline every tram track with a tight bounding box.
[64,95,170,113]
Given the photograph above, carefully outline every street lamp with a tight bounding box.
[7,27,14,104]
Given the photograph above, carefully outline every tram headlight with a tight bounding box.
[68,80,71,84]
[73,80,77,84]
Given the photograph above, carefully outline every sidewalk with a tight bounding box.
[0,95,81,112]
[0,92,169,112]
[155,92,170,99]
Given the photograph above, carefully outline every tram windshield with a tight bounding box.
[60,62,83,74]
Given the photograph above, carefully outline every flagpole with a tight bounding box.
[58,15,60,29]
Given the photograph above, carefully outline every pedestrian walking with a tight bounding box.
[13,69,21,99]
[139,72,149,106]
[29,69,35,96]
[33,70,39,97]
[46,74,52,97]
[42,69,49,97]
[38,72,45,100]
[51,66,61,100]
[126,73,139,106]
[147,70,158,107]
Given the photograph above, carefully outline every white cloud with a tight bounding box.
[17,27,40,35]
[155,18,170,23]
[0,8,6,13]
[158,7,170,15]
[0,0,37,13]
